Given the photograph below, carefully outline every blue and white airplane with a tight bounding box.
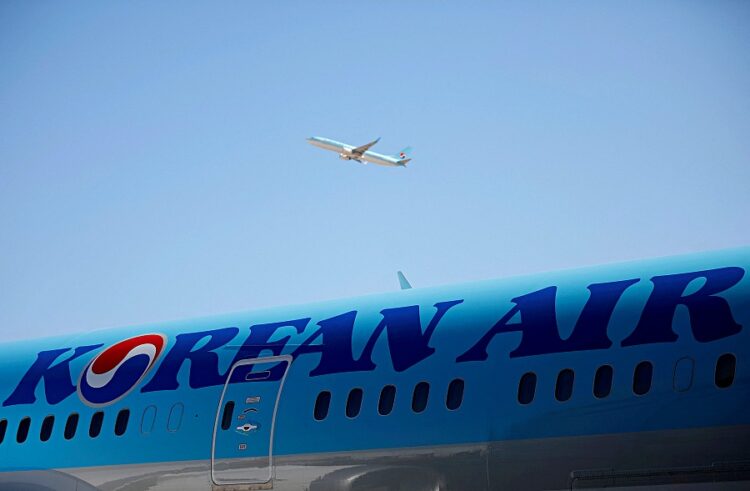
[307,136,412,167]
[1,248,749,490]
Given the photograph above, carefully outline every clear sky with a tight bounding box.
[1,2,749,341]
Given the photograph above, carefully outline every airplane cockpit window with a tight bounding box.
[594,365,614,398]
[64,413,79,440]
[346,388,363,418]
[314,391,332,421]
[446,378,464,410]
[89,411,104,438]
[115,409,130,436]
[518,372,537,405]
[0,419,7,444]
[715,353,737,388]
[633,361,653,395]
[412,382,430,413]
[40,415,54,442]
[16,417,30,444]
[378,385,396,415]
[555,369,574,402]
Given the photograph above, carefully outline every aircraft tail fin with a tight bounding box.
[396,147,412,158]
[396,147,413,166]
[397,271,412,290]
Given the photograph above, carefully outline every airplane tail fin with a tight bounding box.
[396,147,413,166]
[397,271,412,290]
[397,147,413,158]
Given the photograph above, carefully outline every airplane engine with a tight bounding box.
[339,153,351,160]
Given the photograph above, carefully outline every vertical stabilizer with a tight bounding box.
[397,271,412,290]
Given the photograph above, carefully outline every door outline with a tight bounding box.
[211,354,293,488]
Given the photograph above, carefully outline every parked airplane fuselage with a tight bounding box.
[0,248,748,490]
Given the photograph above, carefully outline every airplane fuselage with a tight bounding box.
[307,136,407,167]
[0,248,749,490]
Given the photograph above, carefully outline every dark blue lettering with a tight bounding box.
[230,318,310,382]
[457,287,557,361]
[622,267,743,346]
[361,300,464,372]
[142,327,238,391]
[458,279,637,360]
[3,345,102,406]
[566,279,640,350]
[294,311,374,376]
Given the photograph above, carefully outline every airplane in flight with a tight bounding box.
[0,248,748,490]
[307,136,412,167]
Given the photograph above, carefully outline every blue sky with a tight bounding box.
[1,2,749,341]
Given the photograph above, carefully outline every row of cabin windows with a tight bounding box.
[0,404,185,445]
[517,353,737,405]
[0,409,130,445]
[313,379,465,421]
[218,380,464,431]
[1,354,737,443]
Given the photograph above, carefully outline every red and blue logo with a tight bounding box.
[78,334,166,407]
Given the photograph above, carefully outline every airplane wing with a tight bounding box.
[351,137,380,156]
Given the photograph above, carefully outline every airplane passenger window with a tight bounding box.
[89,411,104,438]
[40,415,54,442]
[378,385,396,415]
[115,409,130,436]
[673,357,694,392]
[17,417,30,443]
[346,388,363,418]
[593,365,614,398]
[141,405,156,435]
[0,419,6,444]
[715,353,736,389]
[555,369,574,402]
[220,401,235,430]
[633,361,653,395]
[412,382,430,413]
[167,403,184,432]
[518,372,537,405]
[314,391,331,421]
[64,413,79,440]
[446,378,464,410]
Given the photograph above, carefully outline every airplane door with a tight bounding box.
[211,355,292,489]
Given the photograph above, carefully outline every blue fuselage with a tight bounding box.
[0,248,748,490]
